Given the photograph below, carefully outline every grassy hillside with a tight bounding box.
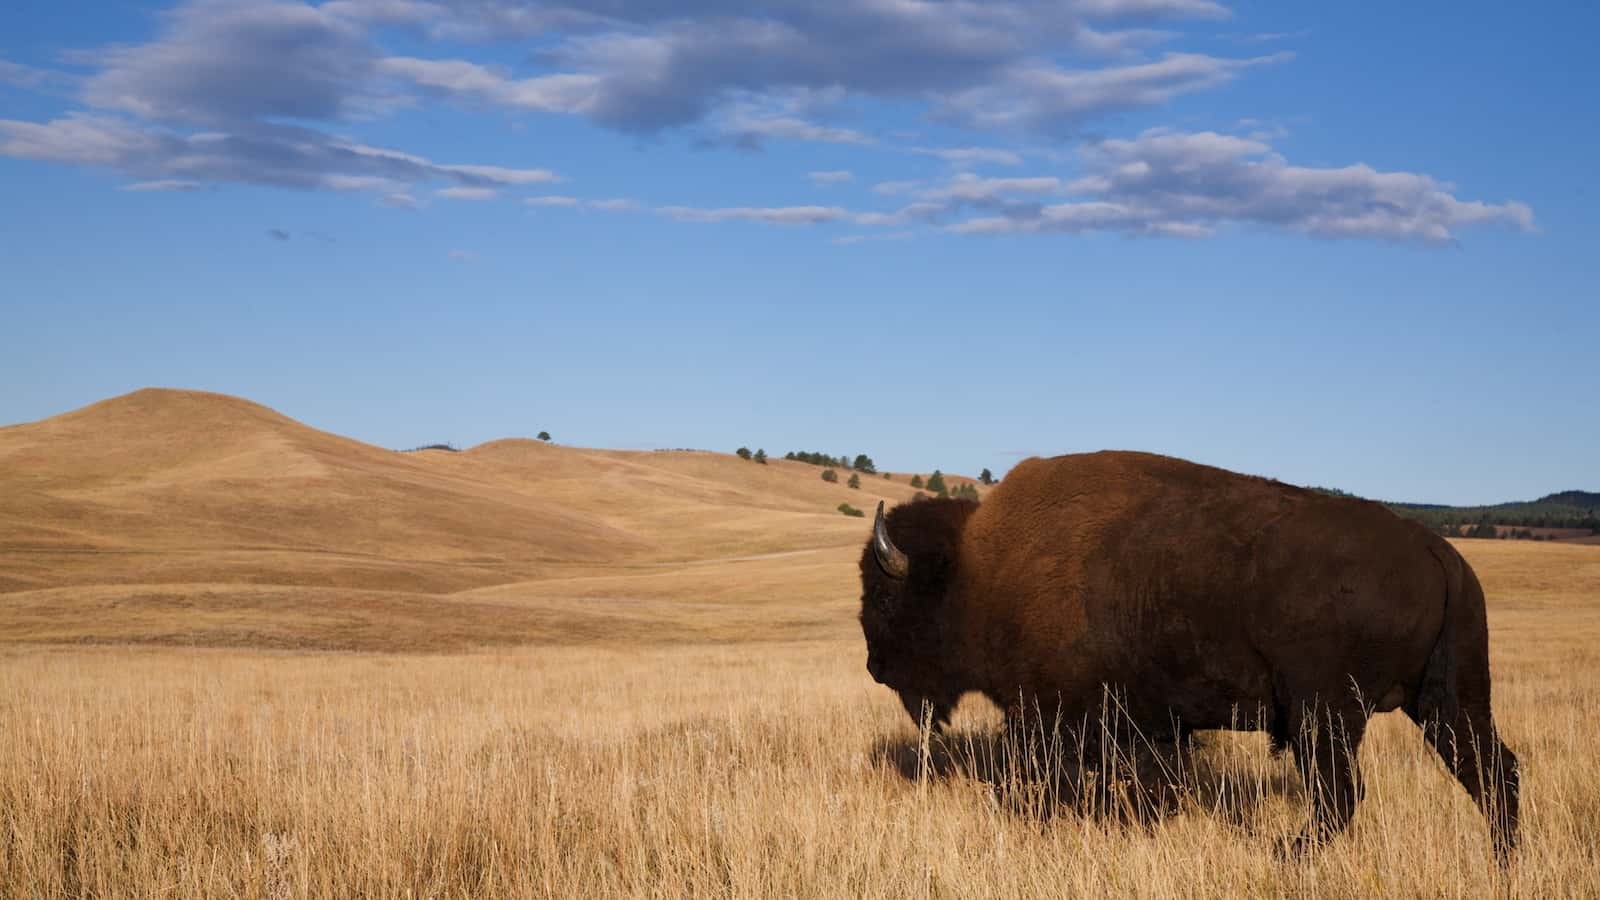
[0,388,982,648]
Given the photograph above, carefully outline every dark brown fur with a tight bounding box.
[859,450,1519,859]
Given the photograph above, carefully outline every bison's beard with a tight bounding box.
[898,691,955,732]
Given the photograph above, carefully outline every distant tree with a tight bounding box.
[883,472,891,480]
[753,448,768,464]
[979,468,994,486]
[910,474,924,489]
[926,470,948,496]
[912,491,929,502]
[954,483,980,502]
[821,468,839,483]
[786,450,853,467]
[847,472,861,489]
[838,502,865,518]
[736,447,753,460]
[537,431,551,442]
[852,454,877,474]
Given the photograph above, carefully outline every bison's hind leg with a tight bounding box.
[1417,705,1520,864]
[1285,698,1369,854]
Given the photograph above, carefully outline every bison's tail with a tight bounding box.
[1413,543,1463,730]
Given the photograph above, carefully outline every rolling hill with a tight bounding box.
[0,389,974,649]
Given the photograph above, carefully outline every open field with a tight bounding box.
[2,391,1598,896]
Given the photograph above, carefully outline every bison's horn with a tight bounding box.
[872,501,910,580]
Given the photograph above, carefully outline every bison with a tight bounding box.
[859,451,1518,858]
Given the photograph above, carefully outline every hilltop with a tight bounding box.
[0,389,981,649]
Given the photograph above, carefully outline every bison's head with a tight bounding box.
[858,498,978,730]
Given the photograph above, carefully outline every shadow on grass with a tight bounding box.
[870,725,1303,835]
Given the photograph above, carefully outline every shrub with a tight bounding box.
[954,483,980,502]
[537,431,551,442]
[753,449,767,464]
[927,470,948,496]
[883,472,891,480]
[910,475,924,489]
[852,454,876,474]
[821,469,838,483]
[847,473,861,489]
[838,502,865,517]
[736,447,753,460]
[403,443,458,453]
[912,491,929,502]
[979,468,994,485]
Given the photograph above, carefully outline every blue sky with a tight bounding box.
[1,1,1594,505]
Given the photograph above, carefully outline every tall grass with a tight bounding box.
[2,625,1596,898]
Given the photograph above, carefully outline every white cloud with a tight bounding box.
[939,129,1536,242]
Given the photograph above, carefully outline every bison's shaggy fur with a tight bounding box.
[859,450,1519,860]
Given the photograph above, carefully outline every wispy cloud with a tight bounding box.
[655,205,849,226]
[436,186,498,200]
[0,114,555,197]
[526,195,638,212]
[808,170,855,186]
[526,195,581,207]
[0,57,67,90]
[913,147,1024,167]
[267,228,291,241]
[121,179,203,192]
[936,52,1291,134]
[832,231,916,246]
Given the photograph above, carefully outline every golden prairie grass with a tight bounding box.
[3,579,1599,899]
[2,388,1598,898]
